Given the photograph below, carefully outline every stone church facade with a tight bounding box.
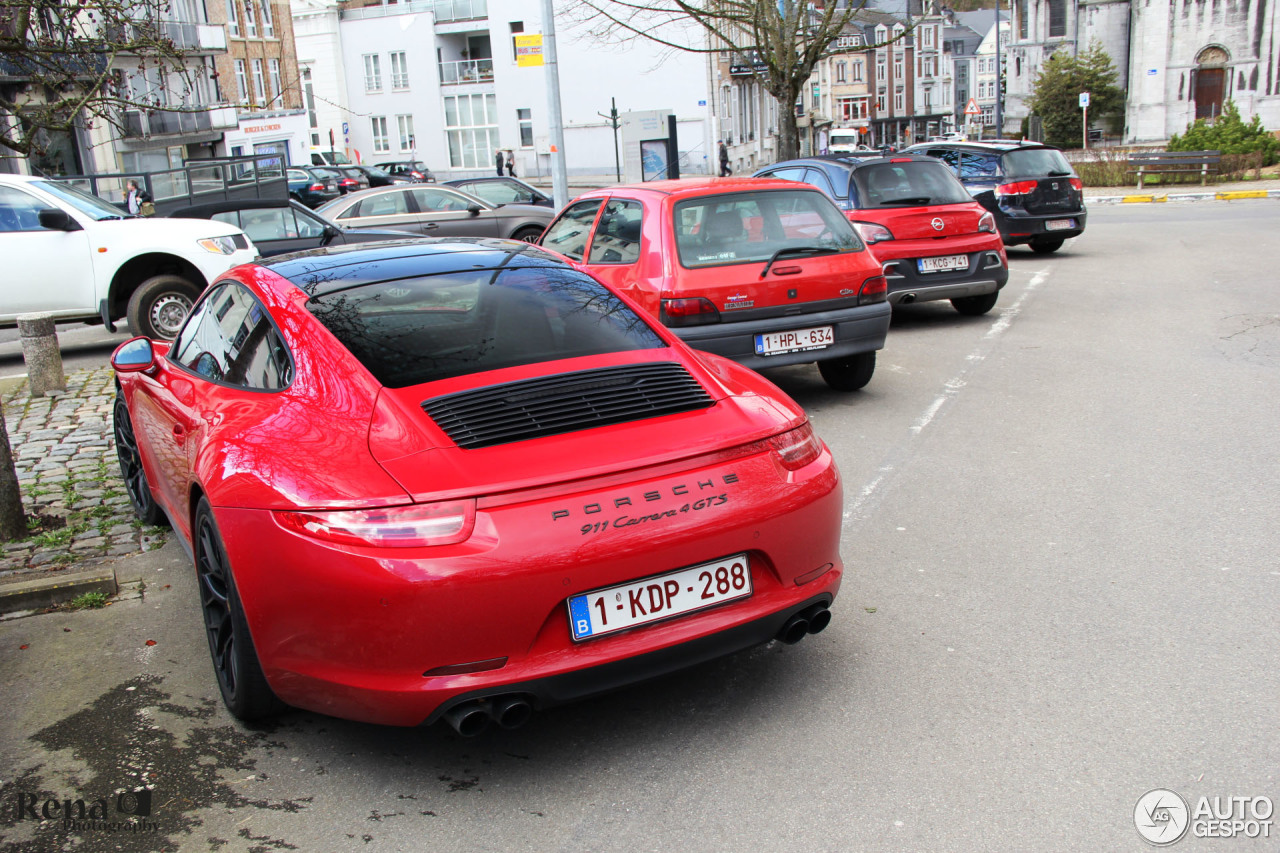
[1004,0,1280,142]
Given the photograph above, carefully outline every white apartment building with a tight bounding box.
[974,19,1010,133]
[291,0,712,178]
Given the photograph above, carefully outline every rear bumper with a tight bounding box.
[671,301,891,371]
[882,249,1008,305]
[996,208,1087,244]
[425,592,834,724]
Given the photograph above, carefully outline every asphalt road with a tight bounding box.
[2,202,1278,852]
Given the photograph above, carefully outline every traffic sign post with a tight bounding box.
[1079,92,1090,149]
[964,98,980,139]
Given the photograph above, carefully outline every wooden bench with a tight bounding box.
[1128,150,1220,189]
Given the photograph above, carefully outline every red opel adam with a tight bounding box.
[111,239,844,735]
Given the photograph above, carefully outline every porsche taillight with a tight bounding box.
[275,500,476,548]
[768,423,823,471]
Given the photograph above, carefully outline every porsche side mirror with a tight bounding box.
[111,336,155,373]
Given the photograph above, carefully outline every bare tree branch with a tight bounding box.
[1,0,217,159]
[565,0,877,160]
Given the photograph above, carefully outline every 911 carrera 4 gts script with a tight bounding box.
[580,494,728,535]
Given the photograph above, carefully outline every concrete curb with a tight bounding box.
[1087,188,1280,205]
[0,567,118,614]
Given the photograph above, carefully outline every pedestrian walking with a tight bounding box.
[718,141,731,177]
[495,150,505,177]
[124,180,153,216]
[505,150,517,178]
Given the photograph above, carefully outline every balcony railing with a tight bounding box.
[122,105,238,138]
[339,0,485,22]
[433,0,487,22]
[102,20,227,53]
[438,58,493,85]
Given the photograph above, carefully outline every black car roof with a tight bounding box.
[760,153,940,171]
[169,198,305,217]
[904,140,1060,152]
[258,238,569,296]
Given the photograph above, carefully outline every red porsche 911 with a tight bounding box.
[111,239,844,734]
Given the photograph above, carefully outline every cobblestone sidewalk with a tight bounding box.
[1,367,165,585]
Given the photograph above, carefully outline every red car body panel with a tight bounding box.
[113,241,845,727]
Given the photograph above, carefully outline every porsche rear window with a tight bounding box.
[673,189,861,268]
[307,267,666,387]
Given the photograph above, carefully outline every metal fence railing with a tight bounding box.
[53,155,289,216]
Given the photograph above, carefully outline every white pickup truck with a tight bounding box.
[0,174,257,339]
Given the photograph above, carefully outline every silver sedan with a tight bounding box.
[315,184,552,242]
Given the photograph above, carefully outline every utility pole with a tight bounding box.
[598,97,621,183]
[994,7,1003,139]
[540,0,569,209]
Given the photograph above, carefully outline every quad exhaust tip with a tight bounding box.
[443,695,535,736]
[777,603,832,644]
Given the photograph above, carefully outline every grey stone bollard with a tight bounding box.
[17,313,66,397]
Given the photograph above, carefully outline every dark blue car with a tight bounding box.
[287,166,341,208]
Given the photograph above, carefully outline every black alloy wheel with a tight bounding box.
[194,498,283,720]
[113,395,165,525]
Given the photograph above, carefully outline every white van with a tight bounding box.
[828,130,870,154]
[310,148,352,166]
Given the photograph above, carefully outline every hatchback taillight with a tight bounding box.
[410,171,424,180]
[852,221,894,244]
[660,297,720,327]
[978,211,996,233]
[1068,177,1083,191]
[309,183,325,192]
[768,423,823,471]
[274,500,476,548]
[858,275,888,305]
[996,179,1038,196]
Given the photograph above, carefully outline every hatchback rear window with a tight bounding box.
[673,189,861,269]
[1001,148,1074,178]
[853,161,972,207]
[307,267,666,387]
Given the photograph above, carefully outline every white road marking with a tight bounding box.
[843,268,1050,524]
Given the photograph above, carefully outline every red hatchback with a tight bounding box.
[110,239,844,733]
[755,156,1009,315]
[537,178,892,391]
